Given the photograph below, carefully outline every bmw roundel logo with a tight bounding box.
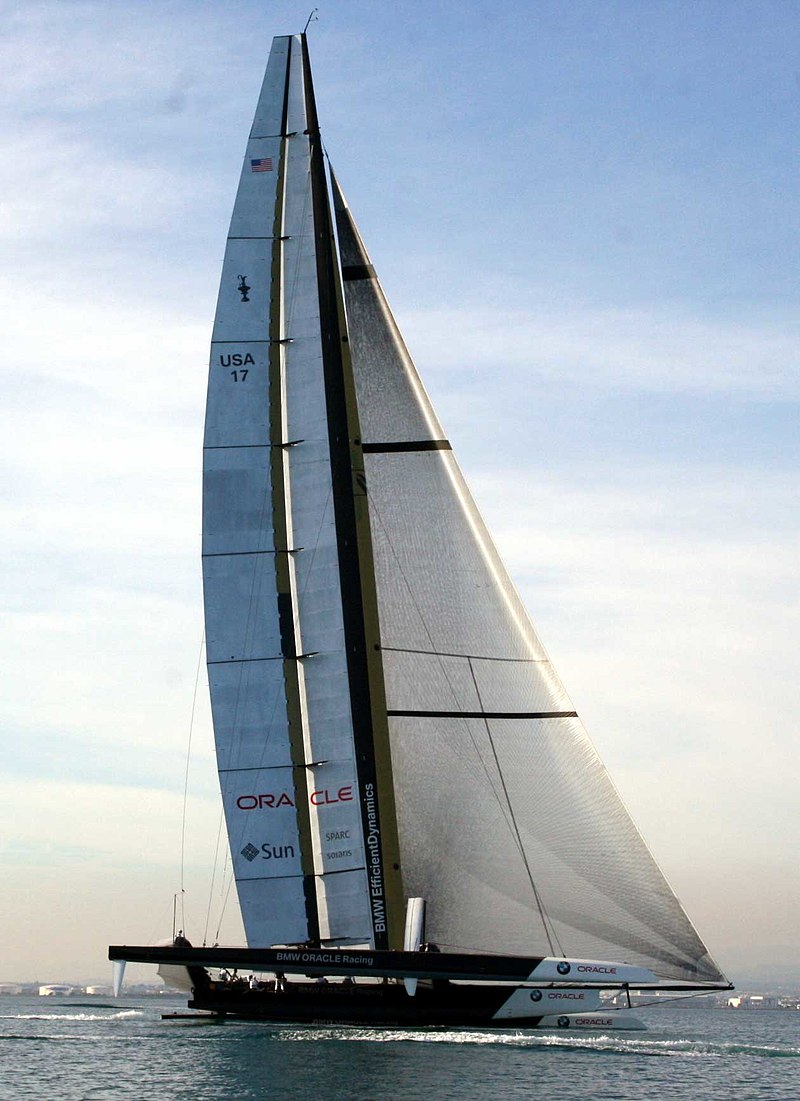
[529,989,543,1002]
[557,1015,570,1028]
[557,961,571,975]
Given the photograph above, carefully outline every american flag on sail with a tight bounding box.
[251,157,274,173]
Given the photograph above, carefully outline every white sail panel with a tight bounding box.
[202,446,274,556]
[307,759,368,874]
[228,138,283,238]
[220,767,302,878]
[203,553,281,662]
[236,878,309,947]
[223,33,286,235]
[212,241,272,343]
[205,344,269,448]
[316,870,373,942]
[383,649,571,715]
[209,659,291,771]
[333,179,725,983]
[217,761,308,946]
[389,714,721,981]
[331,176,443,445]
[365,452,554,661]
[250,36,290,135]
[305,755,372,942]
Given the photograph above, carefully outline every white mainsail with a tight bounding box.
[203,32,725,986]
[204,34,397,950]
[204,36,309,947]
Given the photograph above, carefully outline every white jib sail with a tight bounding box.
[332,175,726,985]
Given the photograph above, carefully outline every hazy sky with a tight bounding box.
[1,0,798,985]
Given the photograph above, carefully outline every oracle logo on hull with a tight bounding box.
[576,965,617,975]
[236,786,353,811]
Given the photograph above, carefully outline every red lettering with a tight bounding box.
[310,787,353,806]
[236,792,295,810]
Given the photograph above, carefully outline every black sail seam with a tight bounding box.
[342,263,376,281]
[208,657,284,665]
[233,874,308,883]
[202,550,300,558]
[387,710,578,720]
[361,440,451,454]
[203,550,277,559]
[315,865,368,877]
[220,765,299,774]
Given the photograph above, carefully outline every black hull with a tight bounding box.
[188,979,546,1028]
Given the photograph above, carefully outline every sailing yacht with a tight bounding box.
[109,30,730,1028]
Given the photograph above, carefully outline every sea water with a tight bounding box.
[1,996,798,1100]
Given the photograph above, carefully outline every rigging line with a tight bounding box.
[433,938,534,956]
[621,989,722,1009]
[179,634,206,935]
[209,832,234,952]
[365,493,520,839]
[203,807,226,947]
[147,896,179,949]
[213,868,236,946]
[467,657,562,958]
